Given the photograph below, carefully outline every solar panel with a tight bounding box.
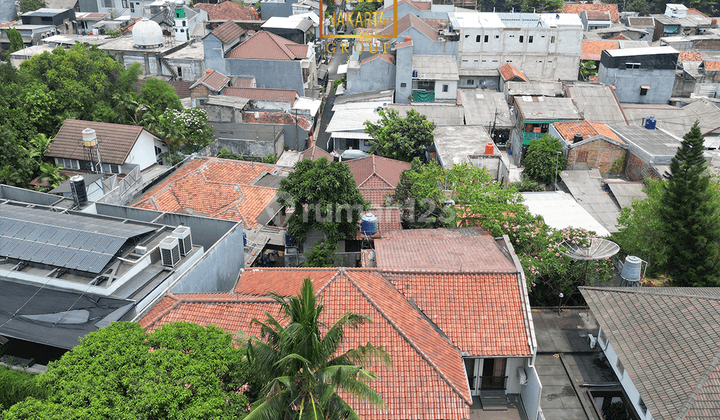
[0,205,158,274]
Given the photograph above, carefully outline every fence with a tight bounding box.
[96,165,143,205]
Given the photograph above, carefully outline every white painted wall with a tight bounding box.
[598,328,655,420]
[521,361,543,420]
[122,131,167,172]
[434,80,458,101]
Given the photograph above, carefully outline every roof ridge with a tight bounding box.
[343,271,472,405]
[677,345,720,420]
[142,294,180,330]
[579,286,720,301]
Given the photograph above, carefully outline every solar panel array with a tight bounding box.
[0,205,157,274]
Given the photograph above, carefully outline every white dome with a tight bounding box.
[133,18,163,48]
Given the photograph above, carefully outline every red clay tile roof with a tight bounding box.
[194,3,259,20]
[563,3,619,23]
[227,31,306,60]
[235,268,338,295]
[46,119,150,165]
[140,268,473,418]
[190,70,231,92]
[209,19,246,44]
[360,53,396,65]
[224,87,298,105]
[553,120,622,143]
[242,111,313,131]
[607,33,630,40]
[686,8,709,18]
[383,272,532,356]
[379,13,438,41]
[679,51,703,62]
[345,155,410,206]
[132,157,288,229]
[375,227,518,272]
[585,10,611,21]
[358,206,402,238]
[166,81,193,99]
[234,76,255,88]
[581,40,618,61]
[704,61,720,71]
[299,145,332,161]
[498,63,528,82]
[627,16,654,26]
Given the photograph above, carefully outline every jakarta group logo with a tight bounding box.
[320,0,398,54]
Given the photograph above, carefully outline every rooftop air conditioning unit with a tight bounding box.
[159,236,181,267]
[172,226,193,256]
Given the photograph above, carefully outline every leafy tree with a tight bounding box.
[659,122,720,287]
[603,401,630,420]
[3,322,253,419]
[278,158,369,264]
[35,162,66,191]
[611,179,668,277]
[522,134,567,183]
[6,29,24,56]
[242,278,388,419]
[19,0,46,12]
[140,78,182,116]
[218,148,243,160]
[391,158,455,229]
[147,108,214,163]
[351,1,381,20]
[0,125,34,186]
[511,174,545,192]
[263,154,278,164]
[0,366,46,412]
[364,108,435,163]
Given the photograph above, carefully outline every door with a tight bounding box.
[481,358,507,389]
[464,358,482,396]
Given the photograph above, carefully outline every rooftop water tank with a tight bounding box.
[621,256,642,286]
[69,175,87,206]
[484,142,494,155]
[644,117,656,130]
[361,213,378,236]
[133,18,164,49]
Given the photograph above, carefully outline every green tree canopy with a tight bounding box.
[278,157,369,246]
[6,29,24,55]
[659,122,720,287]
[522,134,567,183]
[19,0,46,12]
[140,78,182,116]
[242,278,388,419]
[3,322,253,420]
[364,109,435,163]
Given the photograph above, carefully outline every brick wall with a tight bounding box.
[567,139,627,174]
[190,84,210,99]
[625,152,662,181]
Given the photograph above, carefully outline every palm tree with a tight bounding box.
[242,278,389,420]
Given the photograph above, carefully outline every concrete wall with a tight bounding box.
[521,363,543,420]
[170,222,245,293]
[202,35,227,73]
[433,79,457,101]
[567,140,627,174]
[163,57,205,82]
[395,45,413,104]
[226,58,305,95]
[598,328,654,420]
[346,57,396,94]
[199,135,285,159]
[240,122,308,150]
[505,357,527,394]
[261,0,293,20]
[598,66,674,103]
[459,75,499,90]
[400,27,459,56]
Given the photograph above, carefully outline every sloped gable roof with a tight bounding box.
[190,70,231,92]
[299,145,332,161]
[379,12,439,41]
[563,3,619,23]
[194,3,258,20]
[344,155,410,206]
[498,63,528,82]
[360,53,396,65]
[581,287,720,420]
[209,20,246,44]
[581,40,619,61]
[46,119,149,166]
[227,31,306,60]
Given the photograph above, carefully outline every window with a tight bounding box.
[180,29,184,33]
[414,80,434,90]
[476,35,481,42]
[519,35,524,43]
[484,35,488,42]
[130,2,134,12]
[638,398,647,415]
[177,67,183,77]
[101,163,121,174]
[640,85,649,96]
[467,79,474,85]
[551,36,555,43]
[103,0,113,7]
[626,62,641,69]
[442,84,449,92]
[400,82,407,87]
[59,158,80,170]
[183,21,186,26]
[495,35,499,38]
[529,35,533,43]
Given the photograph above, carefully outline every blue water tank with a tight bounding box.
[285,232,295,247]
[621,256,642,283]
[361,213,378,236]
[644,117,656,130]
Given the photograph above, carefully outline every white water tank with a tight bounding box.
[133,18,164,49]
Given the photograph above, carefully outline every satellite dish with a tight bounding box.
[560,237,619,261]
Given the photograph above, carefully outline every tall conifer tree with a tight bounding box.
[660,122,720,287]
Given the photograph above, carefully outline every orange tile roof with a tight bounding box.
[553,120,622,143]
[679,51,703,62]
[563,3,619,23]
[190,69,230,92]
[585,10,611,21]
[378,13,438,41]
[224,87,298,105]
[194,3,259,20]
[498,63,528,82]
[360,53,396,65]
[581,40,618,61]
[383,272,532,356]
[345,155,410,206]
[132,157,288,229]
[242,111,312,131]
[355,206,403,239]
[227,31,306,60]
[235,268,338,295]
[375,227,518,272]
[140,268,475,418]
[686,8,709,17]
[704,61,720,71]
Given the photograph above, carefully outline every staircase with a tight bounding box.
[480,390,508,411]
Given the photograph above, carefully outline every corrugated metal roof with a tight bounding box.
[460,90,512,128]
[566,84,627,125]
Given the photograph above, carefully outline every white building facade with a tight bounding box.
[449,12,583,81]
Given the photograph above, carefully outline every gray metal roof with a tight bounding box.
[412,55,459,81]
[505,81,563,97]
[560,169,620,232]
[50,173,105,194]
[460,90,513,128]
[516,96,580,122]
[566,84,627,125]
[0,205,156,274]
[610,125,681,163]
[620,103,694,137]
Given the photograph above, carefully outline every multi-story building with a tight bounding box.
[448,12,583,81]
